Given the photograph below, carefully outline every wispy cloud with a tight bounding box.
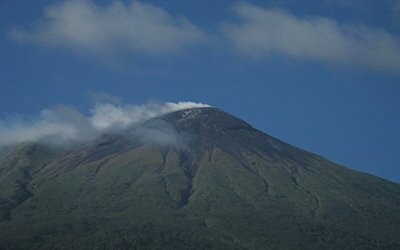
[87,91,124,106]
[11,0,205,56]
[89,101,210,132]
[393,0,400,29]
[0,101,210,147]
[222,3,400,72]
[11,1,400,73]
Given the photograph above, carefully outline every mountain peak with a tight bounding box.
[159,107,255,133]
[1,107,399,249]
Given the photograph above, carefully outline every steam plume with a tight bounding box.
[0,101,210,147]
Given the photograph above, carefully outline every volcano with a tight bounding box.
[0,107,399,249]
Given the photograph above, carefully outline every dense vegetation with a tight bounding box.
[0,108,399,249]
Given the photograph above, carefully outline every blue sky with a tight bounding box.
[0,0,399,183]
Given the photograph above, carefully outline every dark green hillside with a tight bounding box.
[0,108,399,249]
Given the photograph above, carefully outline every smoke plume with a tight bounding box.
[0,101,210,147]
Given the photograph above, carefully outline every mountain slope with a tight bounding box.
[0,107,399,249]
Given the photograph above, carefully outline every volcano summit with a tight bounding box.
[0,107,399,249]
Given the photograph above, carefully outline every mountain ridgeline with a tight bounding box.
[0,107,399,249]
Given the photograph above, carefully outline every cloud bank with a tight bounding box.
[11,0,205,56]
[222,3,400,72]
[0,101,210,147]
[10,1,400,73]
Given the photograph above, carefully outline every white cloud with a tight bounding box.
[89,101,210,131]
[11,0,205,56]
[0,106,95,146]
[222,3,400,72]
[0,101,210,147]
